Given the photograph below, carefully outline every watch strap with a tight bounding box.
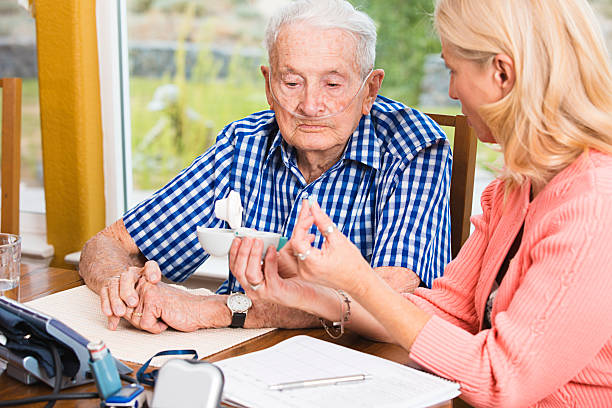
[229,312,247,328]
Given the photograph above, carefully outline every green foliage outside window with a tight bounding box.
[355,0,441,105]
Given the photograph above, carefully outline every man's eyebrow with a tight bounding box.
[279,68,349,78]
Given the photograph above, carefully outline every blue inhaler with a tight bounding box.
[87,340,122,400]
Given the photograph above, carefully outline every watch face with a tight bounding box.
[227,293,252,313]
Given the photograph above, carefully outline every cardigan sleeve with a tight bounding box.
[408,186,612,407]
[404,179,501,332]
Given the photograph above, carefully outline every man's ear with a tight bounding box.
[361,69,385,115]
[492,54,515,97]
[260,65,274,108]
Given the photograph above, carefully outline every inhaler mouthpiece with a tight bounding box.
[214,191,243,230]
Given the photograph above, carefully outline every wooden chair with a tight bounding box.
[1,78,22,235]
[426,113,477,258]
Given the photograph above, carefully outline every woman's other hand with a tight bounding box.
[291,200,373,296]
[275,232,315,278]
[229,236,321,310]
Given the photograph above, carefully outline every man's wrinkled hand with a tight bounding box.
[99,260,162,330]
[123,281,231,334]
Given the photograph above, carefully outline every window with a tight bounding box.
[0,2,52,261]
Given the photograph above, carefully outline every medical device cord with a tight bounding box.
[43,343,62,408]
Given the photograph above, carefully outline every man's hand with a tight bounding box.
[120,281,231,334]
[99,260,162,330]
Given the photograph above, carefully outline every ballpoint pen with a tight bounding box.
[268,374,372,391]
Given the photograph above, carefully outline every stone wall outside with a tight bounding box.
[0,40,262,80]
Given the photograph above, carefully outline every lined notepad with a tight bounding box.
[215,335,460,408]
[25,285,274,366]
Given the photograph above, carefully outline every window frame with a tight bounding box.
[96,0,133,225]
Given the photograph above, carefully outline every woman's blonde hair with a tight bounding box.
[435,0,612,190]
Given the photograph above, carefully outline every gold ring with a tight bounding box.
[133,312,143,317]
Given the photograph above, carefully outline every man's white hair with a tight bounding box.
[265,0,377,78]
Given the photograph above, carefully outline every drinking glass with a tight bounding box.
[0,233,21,301]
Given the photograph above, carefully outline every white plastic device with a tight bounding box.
[150,359,224,408]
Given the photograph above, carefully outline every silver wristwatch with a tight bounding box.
[227,292,252,328]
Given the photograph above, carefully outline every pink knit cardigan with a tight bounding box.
[407,150,612,407]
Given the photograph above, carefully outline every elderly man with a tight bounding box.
[79,0,452,333]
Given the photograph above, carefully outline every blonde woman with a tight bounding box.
[229,0,612,406]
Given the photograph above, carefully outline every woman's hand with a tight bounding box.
[229,236,321,310]
[290,200,374,296]
[275,232,315,278]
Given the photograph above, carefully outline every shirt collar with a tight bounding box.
[342,114,382,171]
[266,114,382,171]
[267,127,284,159]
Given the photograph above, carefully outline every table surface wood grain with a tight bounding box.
[0,264,462,407]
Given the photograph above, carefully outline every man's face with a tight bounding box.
[262,24,381,155]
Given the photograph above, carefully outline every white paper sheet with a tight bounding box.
[25,285,274,366]
[215,335,460,408]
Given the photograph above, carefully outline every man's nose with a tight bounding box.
[298,84,326,117]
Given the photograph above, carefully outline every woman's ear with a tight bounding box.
[361,69,385,115]
[492,54,515,96]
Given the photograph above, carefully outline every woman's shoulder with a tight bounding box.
[585,149,612,189]
[549,149,612,199]
[531,150,612,226]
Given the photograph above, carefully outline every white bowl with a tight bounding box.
[196,226,281,259]
[235,229,281,256]
[196,227,236,258]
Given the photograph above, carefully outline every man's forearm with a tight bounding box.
[79,221,146,293]
[244,301,319,329]
[238,267,419,330]
[376,266,421,293]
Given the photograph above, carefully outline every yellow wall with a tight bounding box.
[35,0,106,267]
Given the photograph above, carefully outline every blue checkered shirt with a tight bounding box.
[124,95,452,290]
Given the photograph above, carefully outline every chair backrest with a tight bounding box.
[0,78,22,235]
[426,113,477,258]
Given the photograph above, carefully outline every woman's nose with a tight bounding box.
[448,78,458,100]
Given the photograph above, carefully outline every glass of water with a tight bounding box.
[0,233,21,301]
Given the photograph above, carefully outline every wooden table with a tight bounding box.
[1,265,459,407]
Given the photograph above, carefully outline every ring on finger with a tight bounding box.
[249,280,264,291]
[133,312,143,317]
[297,249,311,261]
[324,223,337,236]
